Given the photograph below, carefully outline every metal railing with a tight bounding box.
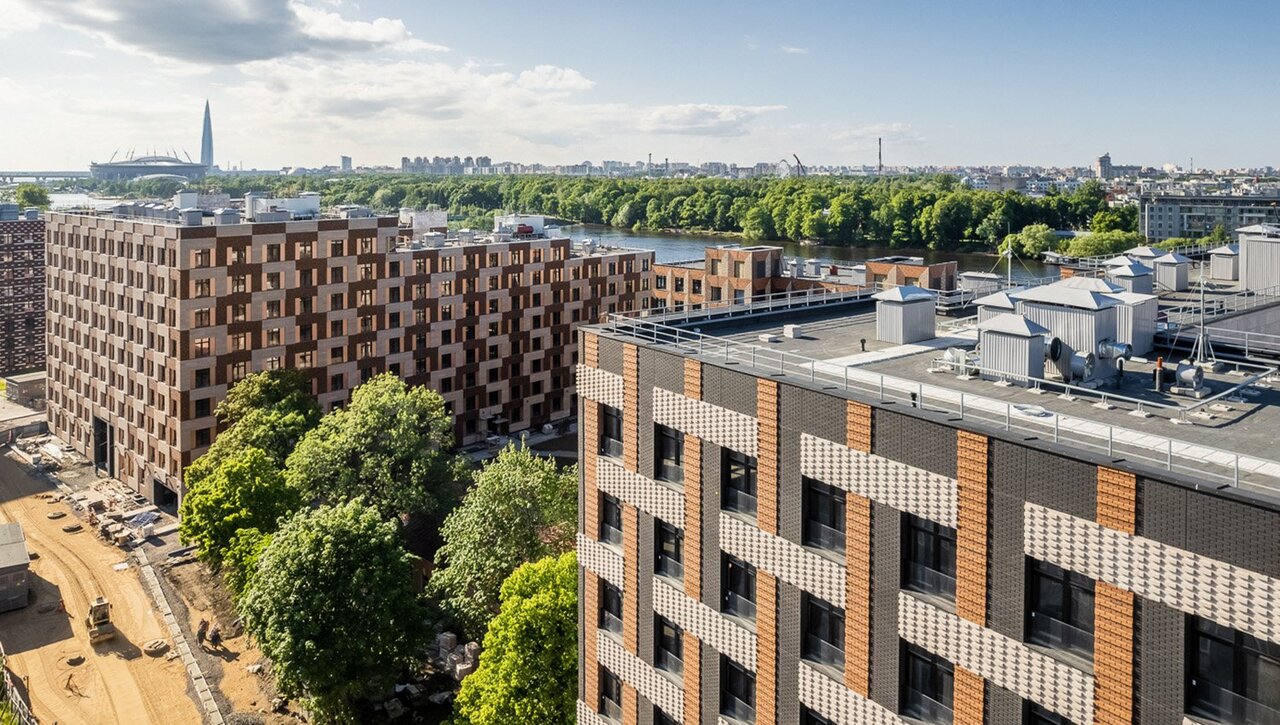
[600,314,1280,491]
[1188,680,1280,725]
[638,285,876,325]
[0,643,38,725]
[1161,285,1280,327]
[1065,241,1219,269]
[1028,612,1095,658]
[802,634,847,669]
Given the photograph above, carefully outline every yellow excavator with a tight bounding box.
[86,596,116,644]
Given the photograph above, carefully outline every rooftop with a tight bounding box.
[596,298,1280,504]
[0,522,28,571]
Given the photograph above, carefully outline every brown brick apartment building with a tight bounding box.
[45,209,652,504]
[576,301,1280,725]
[0,209,45,376]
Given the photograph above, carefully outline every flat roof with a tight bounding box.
[0,523,28,571]
[597,300,1280,502]
[5,371,43,384]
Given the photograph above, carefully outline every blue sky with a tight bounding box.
[0,0,1274,170]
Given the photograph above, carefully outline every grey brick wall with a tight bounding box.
[650,350,685,394]
[777,579,802,725]
[871,409,957,479]
[1138,478,1186,546]
[870,500,902,711]
[702,365,759,417]
[579,567,587,699]
[598,336,624,374]
[988,440,1027,641]
[985,682,1023,725]
[702,644,720,724]
[1184,492,1280,578]
[638,693,654,725]
[702,441,722,609]
[639,510,656,666]
[639,358,656,480]
[1136,598,1184,725]
[1023,448,1095,521]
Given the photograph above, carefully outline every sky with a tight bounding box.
[0,0,1276,171]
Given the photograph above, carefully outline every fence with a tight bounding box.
[0,643,38,725]
[602,315,1280,493]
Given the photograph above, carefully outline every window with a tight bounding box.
[903,513,957,601]
[600,581,623,634]
[721,656,756,723]
[194,398,212,418]
[901,642,954,724]
[655,520,683,579]
[656,275,667,290]
[802,707,839,725]
[803,477,845,554]
[600,494,623,545]
[655,424,683,483]
[600,667,623,721]
[1187,617,1280,724]
[722,449,757,516]
[194,368,211,388]
[802,594,845,669]
[655,708,679,725]
[655,615,683,675]
[1027,560,1094,658]
[1024,701,1074,725]
[722,554,756,621]
[195,428,212,447]
[600,405,623,458]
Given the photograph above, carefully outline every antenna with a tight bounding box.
[877,137,883,175]
[1190,260,1216,368]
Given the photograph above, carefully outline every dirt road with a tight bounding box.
[0,455,201,725]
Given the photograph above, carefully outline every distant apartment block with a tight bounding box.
[45,204,651,505]
[1140,192,1280,240]
[0,205,44,376]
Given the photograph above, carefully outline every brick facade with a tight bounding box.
[0,218,44,376]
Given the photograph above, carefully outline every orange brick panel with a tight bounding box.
[683,358,702,400]
[954,667,986,725]
[622,503,640,653]
[685,435,703,601]
[623,344,640,472]
[756,570,778,725]
[757,379,780,536]
[956,431,990,626]
[584,570,600,708]
[583,331,599,368]
[844,494,873,695]
[622,684,638,725]
[583,402,599,542]
[1094,581,1136,725]
[846,401,872,453]
[683,633,701,725]
[1097,467,1137,535]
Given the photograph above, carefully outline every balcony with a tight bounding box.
[721,693,756,724]
[723,487,757,517]
[903,692,953,725]
[723,591,756,622]
[600,436,623,459]
[656,461,684,484]
[1028,612,1094,658]
[904,563,957,601]
[802,633,845,670]
[803,519,845,554]
[600,609,623,635]
[656,553,683,580]
[1189,680,1280,725]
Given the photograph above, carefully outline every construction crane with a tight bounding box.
[792,154,807,176]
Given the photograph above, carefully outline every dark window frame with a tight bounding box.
[1186,616,1280,724]
[721,554,757,622]
[1024,700,1074,725]
[655,519,684,580]
[900,641,955,725]
[1026,559,1095,658]
[600,580,623,634]
[720,655,757,723]
[600,666,623,720]
[722,449,758,517]
[655,424,684,483]
[802,593,846,670]
[600,494,623,546]
[803,477,846,554]
[655,614,683,676]
[903,513,957,601]
[600,404,623,458]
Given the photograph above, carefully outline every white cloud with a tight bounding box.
[61,49,96,59]
[780,46,809,55]
[516,65,594,94]
[0,0,44,35]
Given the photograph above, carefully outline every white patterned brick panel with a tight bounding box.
[652,575,757,670]
[652,387,758,456]
[597,457,684,525]
[798,661,903,725]
[799,433,957,528]
[719,512,846,608]
[578,534,625,591]
[576,364,624,409]
[897,592,1094,725]
[597,631,684,721]
[577,699,608,725]
[1024,503,1280,645]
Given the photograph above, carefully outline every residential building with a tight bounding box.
[0,206,45,376]
[45,205,651,506]
[1140,192,1280,240]
[575,294,1280,725]
[1094,153,1113,180]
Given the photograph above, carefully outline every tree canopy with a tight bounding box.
[1000,223,1059,257]
[178,447,302,567]
[239,500,427,722]
[222,527,271,601]
[1063,230,1143,258]
[14,183,49,209]
[452,552,578,725]
[430,444,577,637]
[217,368,318,426]
[284,373,465,518]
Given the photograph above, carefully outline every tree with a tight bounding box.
[1000,223,1058,257]
[14,183,49,209]
[179,447,302,567]
[217,369,318,426]
[239,500,427,722]
[1064,230,1142,258]
[453,552,577,725]
[222,527,271,601]
[429,444,576,636]
[1090,206,1139,234]
[284,373,465,518]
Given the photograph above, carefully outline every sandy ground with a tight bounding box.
[0,455,202,725]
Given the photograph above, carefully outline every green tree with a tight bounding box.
[14,183,49,209]
[217,369,318,425]
[178,447,302,567]
[284,373,465,518]
[453,552,577,725]
[239,500,427,722]
[1205,224,1229,243]
[222,527,271,601]
[1065,230,1143,258]
[1090,206,1139,233]
[1000,223,1059,257]
[429,444,576,637]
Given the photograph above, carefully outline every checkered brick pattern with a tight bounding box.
[578,533,625,591]
[719,512,846,608]
[652,387,758,457]
[652,575,757,671]
[577,699,609,725]
[597,456,684,526]
[577,364,625,409]
[1024,503,1280,645]
[597,631,684,721]
[798,660,904,725]
[800,433,958,528]
[0,218,44,377]
[897,592,1095,725]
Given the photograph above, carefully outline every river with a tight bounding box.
[558,224,1051,282]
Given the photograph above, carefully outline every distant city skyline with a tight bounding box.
[2,0,1279,170]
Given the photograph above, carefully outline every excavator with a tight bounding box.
[86,596,116,644]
